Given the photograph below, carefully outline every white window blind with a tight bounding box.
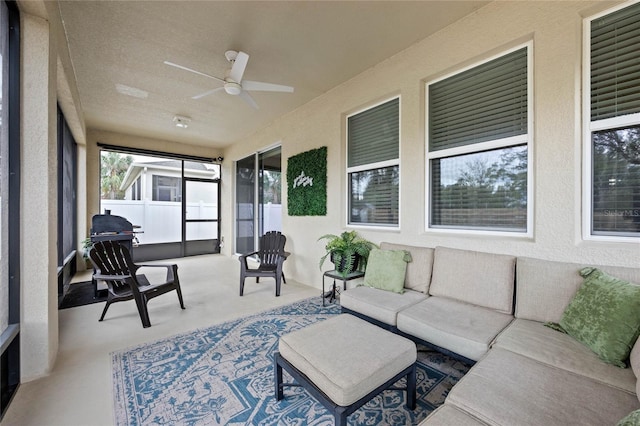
[591,3,640,121]
[430,48,528,152]
[348,98,399,167]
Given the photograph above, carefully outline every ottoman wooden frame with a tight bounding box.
[274,314,417,426]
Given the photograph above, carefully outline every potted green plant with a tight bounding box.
[82,237,93,268]
[318,231,377,276]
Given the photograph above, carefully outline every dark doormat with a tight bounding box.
[59,281,108,309]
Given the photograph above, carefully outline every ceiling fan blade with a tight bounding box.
[164,61,225,83]
[239,90,259,109]
[242,80,294,93]
[192,87,225,100]
[229,51,249,83]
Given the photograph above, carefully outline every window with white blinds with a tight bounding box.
[586,2,640,238]
[347,97,400,227]
[427,45,531,233]
[429,48,528,152]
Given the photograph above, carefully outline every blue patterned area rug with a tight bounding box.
[112,297,470,425]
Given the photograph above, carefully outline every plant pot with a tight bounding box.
[331,252,360,274]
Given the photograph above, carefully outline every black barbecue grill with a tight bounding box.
[90,213,136,252]
[90,213,141,296]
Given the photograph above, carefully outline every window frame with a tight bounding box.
[56,106,77,269]
[152,175,182,202]
[132,177,141,200]
[425,42,534,237]
[582,2,640,242]
[1,0,21,417]
[345,96,401,230]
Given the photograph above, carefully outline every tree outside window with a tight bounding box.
[592,127,640,234]
[100,152,132,200]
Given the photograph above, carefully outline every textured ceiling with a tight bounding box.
[58,1,488,149]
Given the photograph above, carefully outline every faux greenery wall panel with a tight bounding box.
[287,146,327,216]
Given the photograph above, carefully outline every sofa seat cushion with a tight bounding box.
[341,286,426,326]
[420,404,489,425]
[447,348,640,426]
[494,319,636,394]
[278,314,417,407]
[396,297,513,361]
[429,247,515,314]
[380,242,434,293]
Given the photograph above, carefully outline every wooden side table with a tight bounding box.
[322,270,365,306]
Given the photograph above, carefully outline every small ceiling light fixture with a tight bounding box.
[173,115,191,129]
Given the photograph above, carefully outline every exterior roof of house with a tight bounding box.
[120,160,220,191]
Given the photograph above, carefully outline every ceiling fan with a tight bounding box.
[164,50,294,109]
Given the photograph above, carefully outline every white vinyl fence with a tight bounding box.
[101,200,218,244]
[260,202,282,234]
[101,200,282,244]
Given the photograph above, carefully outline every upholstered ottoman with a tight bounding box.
[274,314,417,425]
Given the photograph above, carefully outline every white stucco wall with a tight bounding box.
[223,0,640,289]
[20,12,59,381]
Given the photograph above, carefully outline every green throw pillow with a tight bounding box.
[617,409,640,426]
[556,267,640,368]
[363,249,412,294]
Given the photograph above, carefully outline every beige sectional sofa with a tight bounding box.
[340,243,640,425]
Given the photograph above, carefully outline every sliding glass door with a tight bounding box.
[235,147,282,254]
[235,154,256,255]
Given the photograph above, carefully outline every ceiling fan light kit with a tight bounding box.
[165,50,294,109]
[224,82,242,96]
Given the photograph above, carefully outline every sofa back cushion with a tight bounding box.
[380,242,434,293]
[631,339,640,399]
[429,246,516,314]
[515,257,640,323]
